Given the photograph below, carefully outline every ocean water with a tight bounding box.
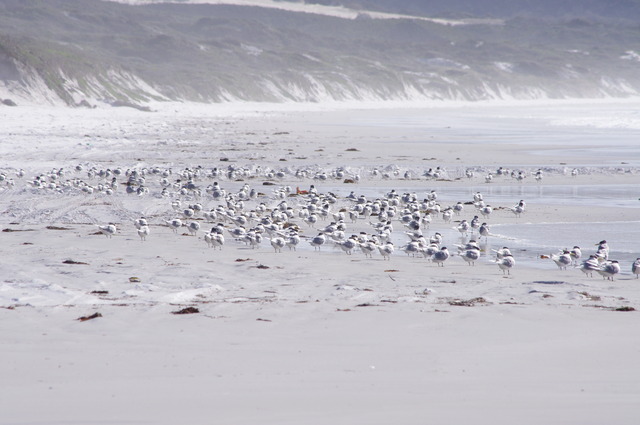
[488,221,640,269]
[340,184,640,209]
[440,184,640,209]
[350,100,640,166]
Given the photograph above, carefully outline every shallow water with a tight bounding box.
[437,184,640,209]
[335,184,640,209]
[484,221,640,272]
[322,182,639,273]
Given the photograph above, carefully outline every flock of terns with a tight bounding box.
[96,186,525,275]
[1,161,634,279]
[80,163,640,280]
[544,240,632,281]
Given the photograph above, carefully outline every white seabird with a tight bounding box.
[134,217,148,230]
[480,205,493,219]
[442,208,453,223]
[187,221,201,236]
[269,236,286,253]
[338,237,358,255]
[570,246,582,265]
[227,226,247,240]
[456,220,470,237]
[429,232,443,245]
[551,250,572,270]
[310,233,326,250]
[460,247,481,266]
[97,223,117,238]
[478,223,490,240]
[432,247,450,267]
[470,215,480,232]
[595,240,609,261]
[206,232,224,250]
[493,247,512,260]
[511,204,524,218]
[304,214,318,227]
[377,242,394,260]
[182,208,195,219]
[286,233,301,251]
[579,255,600,277]
[632,258,640,278]
[419,243,440,260]
[401,241,421,257]
[597,260,620,281]
[496,254,515,275]
[137,225,150,241]
[359,240,377,258]
[165,218,183,234]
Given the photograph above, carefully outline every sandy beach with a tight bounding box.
[1,99,639,425]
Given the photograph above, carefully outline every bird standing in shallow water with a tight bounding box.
[470,215,480,233]
[510,203,524,218]
[478,223,490,240]
[456,220,470,237]
[442,208,453,223]
[481,205,492,219]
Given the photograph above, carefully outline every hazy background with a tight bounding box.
[1,0,639,106]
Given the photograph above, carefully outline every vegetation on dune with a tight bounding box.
[0,0,639,105]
